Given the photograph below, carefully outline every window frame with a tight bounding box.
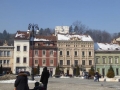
[23,46,27,51]
[23,57,27,63]
[89,60,92,65]
[42,50,46,56]
[16,57,20,63]
[67,60,70,65]
[82,60,85,65]
[17,46,20,51]
[60,60,63,66]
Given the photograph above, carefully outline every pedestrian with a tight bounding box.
[94,71,99,82]
[14,71,29,90]
[40,67,50,90]
[33,82,44,90]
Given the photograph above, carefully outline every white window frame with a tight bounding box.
[74,51,77,56]
[42,60,46,64]
[115,58,118,64]
[103,58,106,64]
[42,50,46,56]
[35,60,38,64]
[50,60,53,64]
[96,58,99,64]
[109,58,112,64]
[50,50,53,56]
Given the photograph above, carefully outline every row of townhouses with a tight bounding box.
[0,26,120,76]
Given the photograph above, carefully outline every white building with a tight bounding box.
[13,31,30,74]
[55,26,69,35]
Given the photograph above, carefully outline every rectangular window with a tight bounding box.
[0,51,3,56]
[103,58,106,64]
[0,60,2,64]
[109,58,112,64]
[74,51,77,56]
[7,51,10,57]
[60,60,63,66]
[35,60,38,64]
[82,60,85,65]
[3,60,6,64]
[96,58,99,64]
[50,50,53,55]
[4,51,6,57]
[35,50,38,56]
[82,51,85,57]
[7,60,9,64]
[89,51,91,56]
[74,60,78,66]
[50,60,53,64]
[89,60,92,65]
[23,46,27,51]
[43,60,46,64]
[0,51,1,56]
[60,51,62,56]
[67,60,70,65]
[23,57,26,63]
[116,68,119,75]
[17,46,20,51]
[115,58,118,64]
[42,50,46,55]
[67,51,69,56]
[16,57,20,63]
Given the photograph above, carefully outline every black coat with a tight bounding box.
[14,73,29,90]
[40,68,49,85]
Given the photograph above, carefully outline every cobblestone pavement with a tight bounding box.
[0,77,120,90]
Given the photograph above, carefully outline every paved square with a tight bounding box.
[0,77,120,90]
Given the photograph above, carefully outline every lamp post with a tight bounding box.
[28,23,39,80]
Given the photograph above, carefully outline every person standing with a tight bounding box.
[14,71,29,90]
[40,67,50,90]
[94,71,99,82]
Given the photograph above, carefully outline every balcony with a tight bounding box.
[60,55,63,57]
[74,55,78,57]
[60,65,70,68]
[82,56,85,58]
[67,55,70,57]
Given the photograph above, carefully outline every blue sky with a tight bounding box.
[0,0,120,34]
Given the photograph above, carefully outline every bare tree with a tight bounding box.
[72,21,87,34]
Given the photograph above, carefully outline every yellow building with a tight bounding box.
[57,34,94,76]
[0,41,14,73]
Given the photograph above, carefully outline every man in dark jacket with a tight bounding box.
[40,67,50,90]
[95,71,100,82]
[14,71,29,90]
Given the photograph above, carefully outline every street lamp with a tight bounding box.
[28,23,39,80]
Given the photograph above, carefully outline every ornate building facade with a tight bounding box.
[0,41,14,73]
[13,31,30,74]
[57,34,94,76]
[94,43,120,76]
[29,35,57,75]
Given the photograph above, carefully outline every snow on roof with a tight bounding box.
[57,34,93,41]
[30,37,50,41]
[94,43,120,51]
[15,33,25,37]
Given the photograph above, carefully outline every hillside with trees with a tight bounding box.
[0,21,120,45]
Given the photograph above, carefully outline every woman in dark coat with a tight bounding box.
[14,71,29,90]
[40,67,50,90]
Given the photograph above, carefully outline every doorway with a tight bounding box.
[67,69,69,76]
[102,68,105,77]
